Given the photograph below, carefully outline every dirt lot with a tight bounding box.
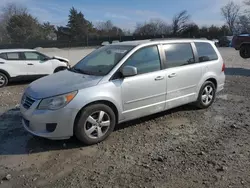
[0,48,250,188]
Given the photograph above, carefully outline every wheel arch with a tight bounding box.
[73,100,119,132]
[54,66,67,73]
[0,69,10,78]
[196,74,218,99]
[240,42,250,48]
[206,78,217,90]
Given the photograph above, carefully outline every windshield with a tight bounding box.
[72,45,134,76]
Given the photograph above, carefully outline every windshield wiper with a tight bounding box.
[69,67,95,75]
[69,67,85,74]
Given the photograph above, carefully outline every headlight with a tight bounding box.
[38,91,77,110]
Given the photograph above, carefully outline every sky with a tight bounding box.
[0,0,246,30]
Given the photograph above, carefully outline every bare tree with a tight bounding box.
[221,1,240,34]
[1,3,27,21]
[96,20,114,32]
[134,19,171,36]
[122,29,132,36]
[95,20,123,36]
[244,0,250,6]
[172,10,190,35]
[236,15,250,33]
[151,19,171,35]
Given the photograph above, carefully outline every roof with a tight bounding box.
[111,38,213,46]
[0,49,36,53]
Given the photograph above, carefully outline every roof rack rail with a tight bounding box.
[150,37,198,41]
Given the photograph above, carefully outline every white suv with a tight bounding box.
[0,49,70,87]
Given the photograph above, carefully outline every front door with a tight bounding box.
[23,51,53,75]
[162,42,203,109]
[120,45,167,120]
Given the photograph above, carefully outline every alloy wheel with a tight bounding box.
[84,111,111,139]
[0,75,6,87]
[201,85,214,105]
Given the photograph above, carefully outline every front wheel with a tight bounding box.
[196,81,216,109]
[75,104,116,145]
[0,72,8,88]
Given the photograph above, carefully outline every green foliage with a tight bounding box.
[6,13,43,42]
[179,23,199,37]
[67,7,92,40]
[41,22,56,40]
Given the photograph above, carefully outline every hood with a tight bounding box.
[52,56,69,63]
[25,70,103,99]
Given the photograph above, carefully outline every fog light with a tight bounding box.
[46,123,57,132]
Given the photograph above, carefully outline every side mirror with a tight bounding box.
[41,57,49,61]
[122,66,137,77]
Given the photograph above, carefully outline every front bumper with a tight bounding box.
[20,99,79,140]
[217,83,224,93]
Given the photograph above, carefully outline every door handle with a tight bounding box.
[0,62,4,64]
[27,63,34,65]
[155,76,164,81]
[168,73,177,78]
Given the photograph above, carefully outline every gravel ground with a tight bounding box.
[0,48,250,188]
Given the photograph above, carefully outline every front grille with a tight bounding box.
[23,95,36,109]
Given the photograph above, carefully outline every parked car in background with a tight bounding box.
[218,36,233,47]
[211,39,219,46]
[0,49,70,87]
[232,34,250,58]
[20,39,225,145]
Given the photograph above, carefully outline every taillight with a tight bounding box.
[222,63,225,72]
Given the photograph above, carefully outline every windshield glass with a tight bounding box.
[72,45,134,76]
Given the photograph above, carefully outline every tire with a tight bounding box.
[196,81,216,109]
[54,66,67,73]
[75,104,116,145]
[240,45,250,59]
[0,72,8,88]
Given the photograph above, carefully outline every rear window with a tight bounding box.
[195,42,218,62]
[163,43,195,68]
[0,53,7,60]
[6,52,21,60]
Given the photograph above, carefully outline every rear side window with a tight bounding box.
[195,42,218,62]
[163,43,195,68]
[6,52,21,60]
[0,53,7,60]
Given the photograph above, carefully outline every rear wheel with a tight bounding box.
[0,72,8,88]
[196,81,216,109]
[75,104,116,145]
[240,45,250,59]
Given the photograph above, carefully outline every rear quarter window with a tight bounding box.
[0,53,7,60]
[6,52,21,60]
[195,42,218,62]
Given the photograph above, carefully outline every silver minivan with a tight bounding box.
[20,39,225,145]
